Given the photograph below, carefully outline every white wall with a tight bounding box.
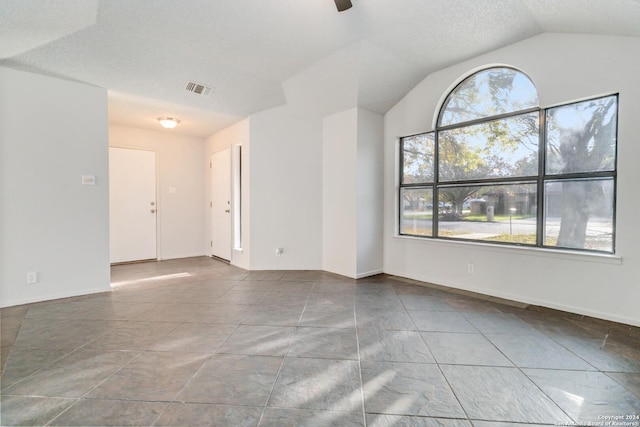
[0,67,111,307]
[323,109,358,276]
[249,105,323,270]
[323,108,384,278]
[109,125,206,260]
[205,119,250,270]
[384,33,640,326]
[356,108,384,277]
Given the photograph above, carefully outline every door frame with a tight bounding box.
[210,149,232,261]
[108,146,160,264]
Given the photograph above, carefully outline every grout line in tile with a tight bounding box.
[416,330,471,422]
[353,305,368,427]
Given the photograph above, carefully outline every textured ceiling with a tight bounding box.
[1,0,639,137]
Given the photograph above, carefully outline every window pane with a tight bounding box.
[438,183,537,244]
[439,68,538,126]
[546,96,617,175]
[439,113,539,182]
[401,187,433,236]
[544,179,614,252]
[402,133,434,184]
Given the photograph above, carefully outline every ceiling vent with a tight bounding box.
[185,81,212,96]
[334,0,352,12]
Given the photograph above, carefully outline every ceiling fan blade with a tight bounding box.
[334,0,352,12]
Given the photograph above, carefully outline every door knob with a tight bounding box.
[151,209,156,213]
[225,209,230,213]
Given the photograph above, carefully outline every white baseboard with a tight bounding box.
[355,269,384,279]
[1,286,111,308]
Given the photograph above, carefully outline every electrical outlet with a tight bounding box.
[275,247,283,256]
[26,272,38,284]
[467,264,475,274]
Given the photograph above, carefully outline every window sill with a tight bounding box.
[393,234,623,265]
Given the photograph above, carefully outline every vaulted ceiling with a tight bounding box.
[2,0,639,137]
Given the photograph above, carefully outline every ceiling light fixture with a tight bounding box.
[334,0,352,12]
[158,117,180,129]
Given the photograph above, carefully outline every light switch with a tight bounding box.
[82,175,96,186]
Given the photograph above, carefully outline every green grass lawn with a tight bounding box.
[403,213,533,222]
[400,226,609,250]
[461,214,532,222]
[485,234,538,244]
[403,213,433,220]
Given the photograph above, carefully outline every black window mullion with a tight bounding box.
[433,130,439,238]
[437,106,540,132]
[537,109,546,247]
[398,138,403,235]
[611,94,619,253]
[438,175,539,187]
[398,137,411,236]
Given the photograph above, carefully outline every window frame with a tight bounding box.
[398,67,618,254]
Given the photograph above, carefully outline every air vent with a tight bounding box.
[185,81,212,96]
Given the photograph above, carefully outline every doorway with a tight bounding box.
[211,149,231,261]
[109,147,157,263]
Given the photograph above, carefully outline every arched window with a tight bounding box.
[439,67,538,126]
[399,67,617,253]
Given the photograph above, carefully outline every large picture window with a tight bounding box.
[399,67,617,253]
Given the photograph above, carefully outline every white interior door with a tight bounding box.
[109,147,157,263]
[211,150,231,260]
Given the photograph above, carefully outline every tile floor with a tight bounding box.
[1,256,639,426]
